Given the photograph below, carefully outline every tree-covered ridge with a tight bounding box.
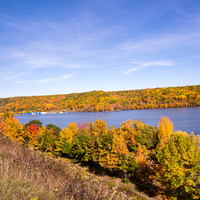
[1,113,200,199]
[1,85,200,113]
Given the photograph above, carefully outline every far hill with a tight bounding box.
[1,85,200,114]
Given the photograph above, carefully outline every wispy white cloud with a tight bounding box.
[36,74,74,83]
[118,9,200,55]
[124,61,174,74]
[0,71,27,81]
[119,32,200,55]
[17,74,74,84]
[0,17,116,62]
[1,8,199,74]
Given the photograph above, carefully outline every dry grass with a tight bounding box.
[0,132,154,200]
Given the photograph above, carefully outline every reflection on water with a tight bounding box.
[15,107,200,135]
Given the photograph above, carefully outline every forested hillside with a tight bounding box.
[1,85,200,114]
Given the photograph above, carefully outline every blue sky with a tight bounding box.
[0,0,200,98]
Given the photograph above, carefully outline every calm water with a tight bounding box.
[15,107,200,135]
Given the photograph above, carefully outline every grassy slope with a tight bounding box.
[0,132,154,200]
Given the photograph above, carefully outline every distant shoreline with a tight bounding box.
[14,105,200,117]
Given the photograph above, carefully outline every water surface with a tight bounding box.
[15,107,200,135]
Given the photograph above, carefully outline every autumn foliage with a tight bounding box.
[1,85,200,114]
[157,116,173,144]
[1,113,200,199]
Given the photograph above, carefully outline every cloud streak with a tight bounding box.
[17,74,74,84]
[0,71,27,81]
[119,32,200,55]
[124,61,174,74]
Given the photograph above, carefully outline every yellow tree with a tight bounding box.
[134,143,147,164]
[120,119,137,142]
[36,126,48,150]
[99,130,128,174]
[2,115,24,143]
[55,122,78,154]
[195,134,200,150]
[157,116,173,144]
[67,122,78,135]
[92,119,108,136]
[0,116,6,133]
[134,143,150,184]
[120,119,139,153]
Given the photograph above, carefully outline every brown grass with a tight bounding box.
[0,132,154,200]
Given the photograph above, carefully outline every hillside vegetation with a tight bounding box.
[1,85,200,114]
[0,119,152,200]
[1,113,200,199]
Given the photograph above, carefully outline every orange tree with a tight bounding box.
[24,123,40,147]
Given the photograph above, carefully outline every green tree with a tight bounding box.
[46,123,61,137]
[37,127,57,152]
[133,120,158,148]
[70,130,94,161]
[155,132,200,199]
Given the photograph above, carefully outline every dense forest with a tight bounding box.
[1,85,200,114]
[1,112,200,199]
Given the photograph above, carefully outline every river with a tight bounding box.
[15,107,200,135]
